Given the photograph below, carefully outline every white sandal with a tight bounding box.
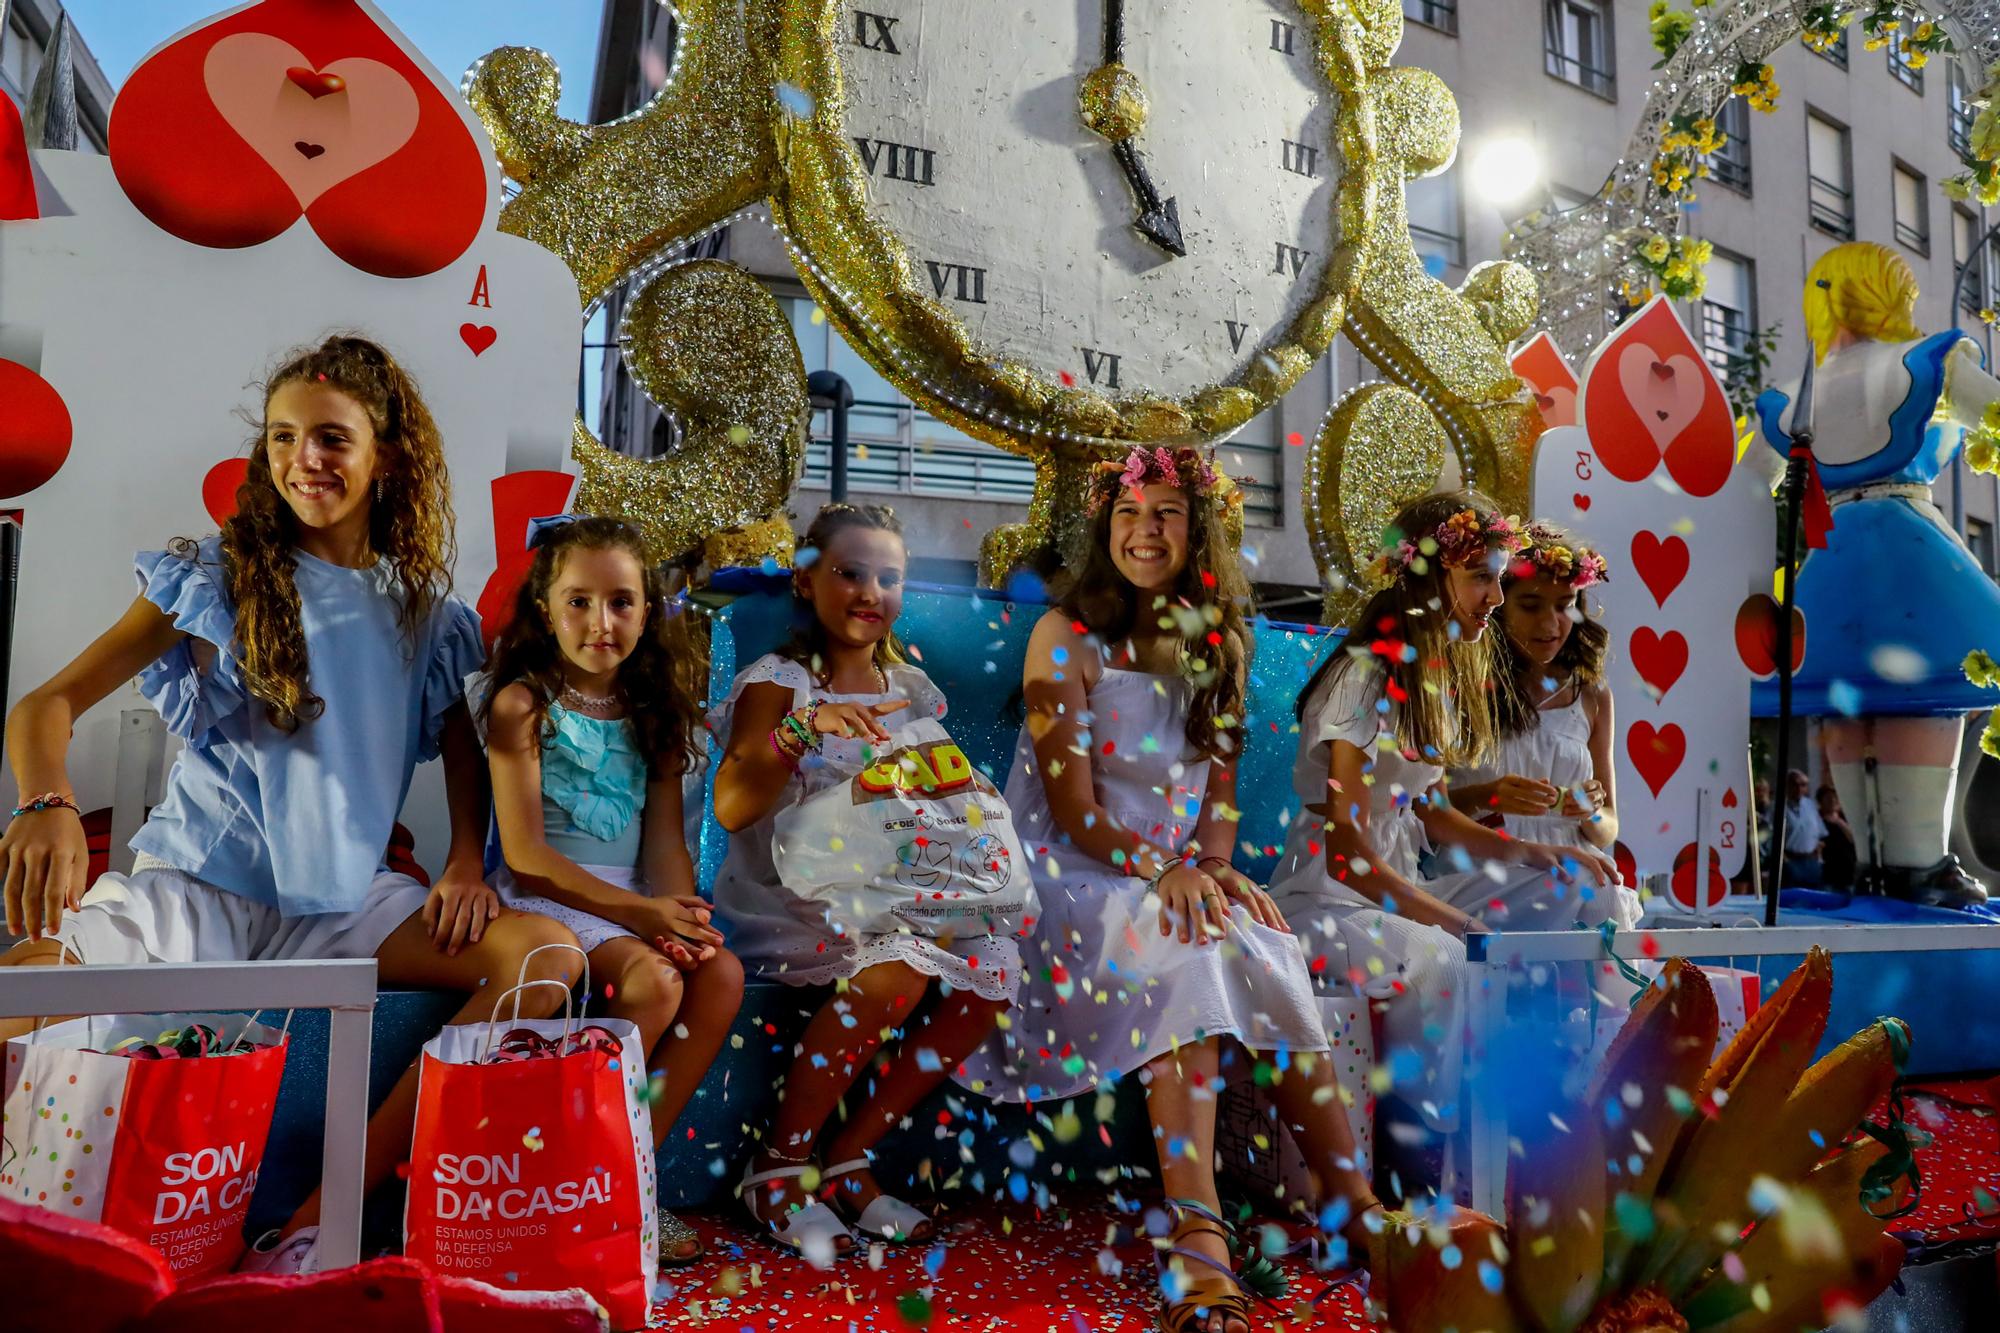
[737,1154,854,1267]
[821,1157,934,1244]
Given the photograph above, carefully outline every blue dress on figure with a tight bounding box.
[1753,329,2000,717]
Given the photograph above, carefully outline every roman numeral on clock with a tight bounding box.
[1272,242,1311,278]
[925,260,987,304]
[1224,320,1250,353]
[1269,19,1296,54]
[854,10,901,53]
[1280,139,1319,178]
[854,137,936,185]
[1081,348,1122,389]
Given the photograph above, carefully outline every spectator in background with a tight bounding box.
[1780,768,1828,888]
[1819,785,1858,893]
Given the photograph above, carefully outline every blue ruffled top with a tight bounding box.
[129,536,484,916]
[539,704,646,869]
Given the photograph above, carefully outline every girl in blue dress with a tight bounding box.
[1752,242,2000,907]
[478,514,744,1266]
[0,336,580,1273]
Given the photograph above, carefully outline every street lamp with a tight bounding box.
[807,369,854,503]
[1466,135,1545,212]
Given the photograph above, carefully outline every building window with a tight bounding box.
[1954,206,1995,313]
[1807,112,1855,240]
[1893,163,1930,255]
[1970,517,1996,575]
[1700,249,1758,404]
[1812,27,1849,69]
[1544,0,1614,99]
[1707,96,1752,194]
[1407,168,1465,274]
[1403,0,1458,34]
[1951,62,1976,159]
[1886,28,1925,94]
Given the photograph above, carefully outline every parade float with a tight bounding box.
[3,1,2000,1329]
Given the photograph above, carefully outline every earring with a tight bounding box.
[375,478,385,502]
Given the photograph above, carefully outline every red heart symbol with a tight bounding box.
[1535,393,1556,411]
[1572,492,1592,512]
[1650,360,1675,381]
[293,141,325,159]
[1630,531,1689,607]
[1628,721,1686,798]
[284,66,347,98]
[1630,627,1689,699]
[1721,787,1739,809]
[202,457,250,525]
[1733,593,1805,678]
[1613,840,1637,888]
[1670,841,1727,909]
[0,359,73,499]
[460,323,497,356]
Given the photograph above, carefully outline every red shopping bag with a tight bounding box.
[405,948,655,1329]
[2,1012,288,1277]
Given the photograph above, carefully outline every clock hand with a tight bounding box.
[1113,139,1186,258]
[1085,0,1185,258]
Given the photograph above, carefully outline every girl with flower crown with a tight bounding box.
[1266,493,1616,1145]
[964,447,1380,1333]
[1444,521,1639,929]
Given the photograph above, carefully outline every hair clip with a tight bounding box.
[525,513,583,550]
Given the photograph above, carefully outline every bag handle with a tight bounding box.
[514,940,590,1011]
[476,978,577,1063]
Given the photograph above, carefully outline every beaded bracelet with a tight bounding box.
[10,792,80,818]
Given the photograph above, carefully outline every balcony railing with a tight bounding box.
[1808,175,1855,239]
[1403,0,1458,33]
[1545,48,1614,98]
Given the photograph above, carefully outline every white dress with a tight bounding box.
[709,654,1021,1001]
[958,667,1328,1102]
[1265,655,1468,1131]
[1448,690,1640,930]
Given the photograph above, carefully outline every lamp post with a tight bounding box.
[807,370,854,502]
[1764,323,1820,927]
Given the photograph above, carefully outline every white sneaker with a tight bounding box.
[238,1226,321,1276]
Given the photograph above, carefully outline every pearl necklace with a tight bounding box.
[560,684,626,717]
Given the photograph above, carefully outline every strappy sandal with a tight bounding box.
[737,1152,855,1267]
[820,1156,936,1244]
[1154,1199,1255,1333]
[657,1208,703,1267]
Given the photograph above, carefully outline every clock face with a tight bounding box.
[783,0,1362,441]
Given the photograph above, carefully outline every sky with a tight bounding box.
[58,0,608,121]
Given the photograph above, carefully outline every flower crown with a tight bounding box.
[1513,521,1608,590]
[1375,508,1525,581]
[1088,445,1235,512]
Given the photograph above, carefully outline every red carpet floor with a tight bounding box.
[1892,1076,2000,1249]
[648,1199,1378,1331]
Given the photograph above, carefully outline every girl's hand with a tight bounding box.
[1486,775,1561,816]
[1202,859,1292,933]
[423,869,501,957]
[628,896,725,968]
[1153,863,1230,945]
[1558,780,1608,818]
[811,699,909,743]
[1,807,88,941]
[1515,840,1617,887]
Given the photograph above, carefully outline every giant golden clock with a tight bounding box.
[770,0,1376,447]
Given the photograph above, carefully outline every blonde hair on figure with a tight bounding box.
[1804,242,1922,361]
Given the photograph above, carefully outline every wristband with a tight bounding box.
[1196,855,1231,873]
[10,792,80,818]
[1145,854,1188,893]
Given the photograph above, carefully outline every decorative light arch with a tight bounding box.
[1508,2,2000,354]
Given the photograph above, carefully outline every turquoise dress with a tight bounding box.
[493,702,653,952]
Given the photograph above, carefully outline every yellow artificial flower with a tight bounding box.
[1967,436,2000,475]
[1642,234,1671,263]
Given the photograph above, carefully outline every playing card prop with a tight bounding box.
[0,0,578,836]
[3,1013,288,1278]
[406,947,656,1328]
[1531,298,1775,894]
[773,712,1038,941]
[1510,331,1580,431]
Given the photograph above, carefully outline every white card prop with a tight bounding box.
[0,0,580,856]
[1530,299,1774,908]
